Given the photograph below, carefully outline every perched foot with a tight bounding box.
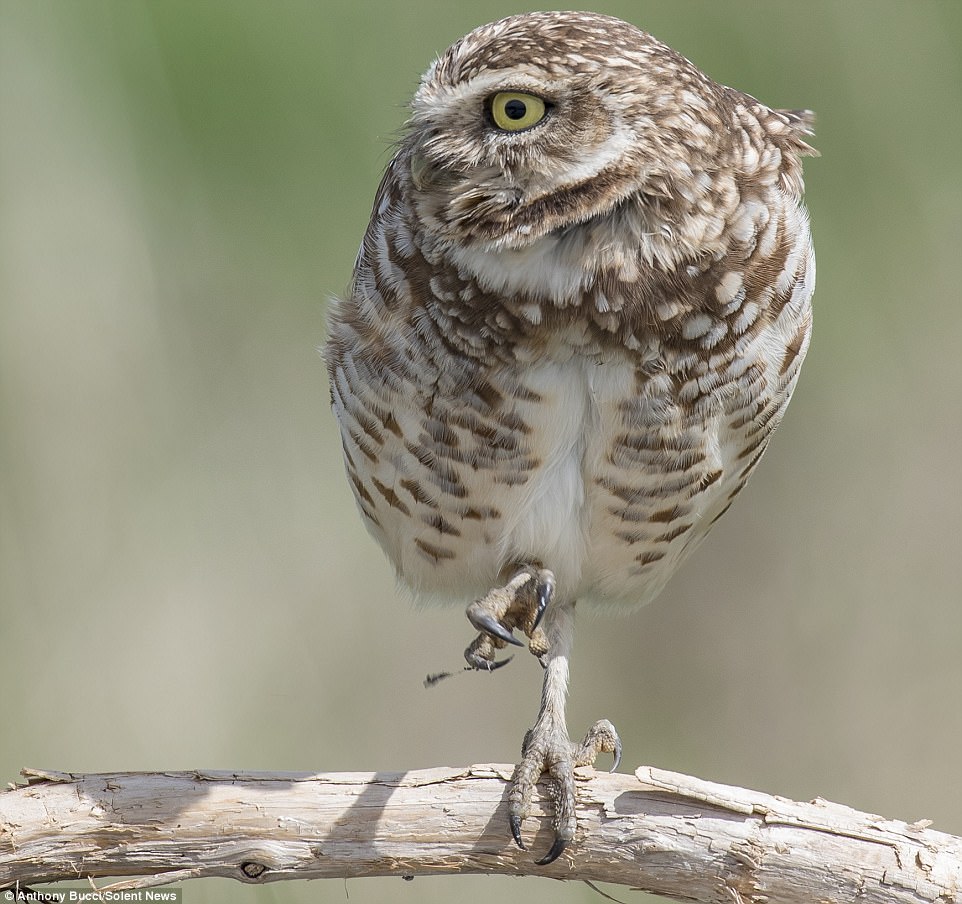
[509,718,621,865]
[464,566,555,670]
[466,581,619,862]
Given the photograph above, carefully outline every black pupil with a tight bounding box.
[504,98,528,120]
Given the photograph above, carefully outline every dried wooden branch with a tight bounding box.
[1,764,960,902]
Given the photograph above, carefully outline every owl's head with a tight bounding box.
[401,11,815,258]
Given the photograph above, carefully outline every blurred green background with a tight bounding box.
[1,1,960,901]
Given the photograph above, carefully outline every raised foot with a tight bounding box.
[464,566,555,670]
[508,718,621,865]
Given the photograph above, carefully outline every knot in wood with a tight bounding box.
[240,861,268,880]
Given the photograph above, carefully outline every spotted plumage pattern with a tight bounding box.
[326,10,816,863]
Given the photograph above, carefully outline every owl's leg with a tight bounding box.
[507,602,621,865]
[463,565,554,669]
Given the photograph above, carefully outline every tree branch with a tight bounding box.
[1,764,959,902]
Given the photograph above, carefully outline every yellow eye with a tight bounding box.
[489,92,547,131]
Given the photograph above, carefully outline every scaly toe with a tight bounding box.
[464,633,515,671]
[575,719,622,771]
[464,567,557,670]
[507,721,578,864]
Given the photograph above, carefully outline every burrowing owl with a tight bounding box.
[327,11,816,864]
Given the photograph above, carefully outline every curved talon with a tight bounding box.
[531,579,552,631]
[535,836,567,866]
[486,655,514,671]
[610,736,623,772]
[509,814,526,850]
[469,611,524,646]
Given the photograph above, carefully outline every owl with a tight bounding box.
[326,11,816,865]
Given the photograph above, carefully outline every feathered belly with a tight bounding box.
[495,354,753,608]
[331,342,789,609]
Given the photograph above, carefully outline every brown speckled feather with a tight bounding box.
[327,12,815,610]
